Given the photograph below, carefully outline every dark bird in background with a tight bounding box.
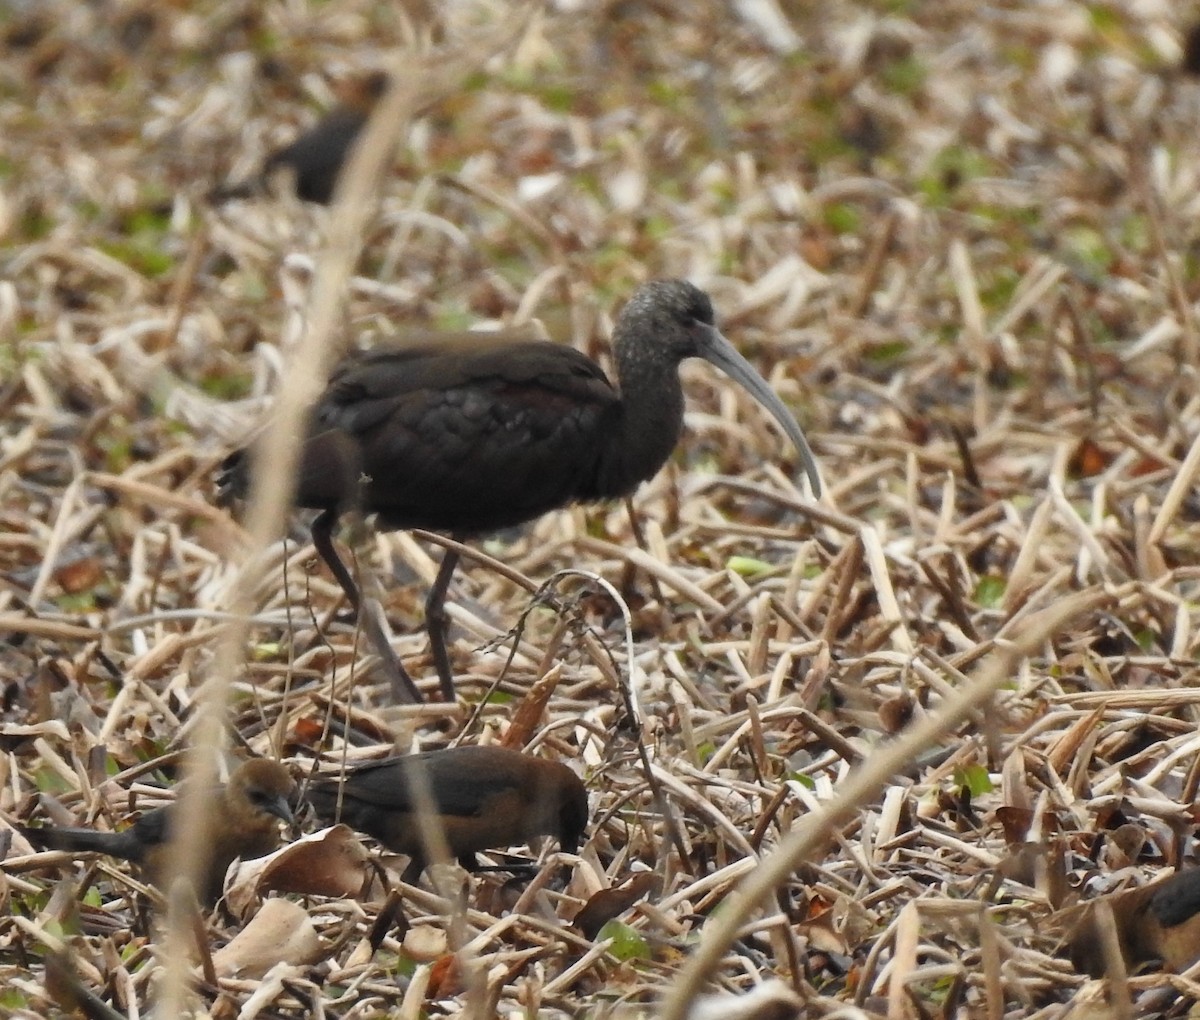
[1068,869,1200,976]
[219,279,821,701]
[211,71,389,205]
[21,759,295,905]
[305,745,588,883]
[1183,21,1200,77]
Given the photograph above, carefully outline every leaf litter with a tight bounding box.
[3,0,1200,1017]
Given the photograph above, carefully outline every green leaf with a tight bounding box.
[55,592,97,613]
[1060,225,1114,275]
[864,340,910,364]
[727,555,773,578]
[251,642,282,661]
[540,84,575,113]
[97,239,174,278]
[199,370,254,401]
[880,55,926,96]
[974,575,1006,608]
[822,202,861,234]
[599,920,651,961]
[1133,628,1157,652]
[0,988,28,1009]
[955,764,993,797]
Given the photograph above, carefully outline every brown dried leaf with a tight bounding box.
[500,663,564,749]
[572,871,656,940]
[225,825,374,916]
[53,557,104,594]
[212,899,327,979]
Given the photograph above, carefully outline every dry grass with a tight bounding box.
[4,0,1200,1017]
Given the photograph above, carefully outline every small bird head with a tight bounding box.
[531,761,589,855]
[230,759,297,827]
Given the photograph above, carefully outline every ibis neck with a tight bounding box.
[594,345,685,497]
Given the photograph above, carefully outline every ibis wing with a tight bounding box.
[306,339,619,531]
[319,336,612,427]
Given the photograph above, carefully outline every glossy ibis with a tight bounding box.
[21,759,295,905]
[305,745,587,883]
[211,71,389,205]
[220,279,820,700]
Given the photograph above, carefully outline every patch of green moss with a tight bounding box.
[918,146,996,208]
[199,370,254,401]
[880,55,927,97]
[973,574,1006,608]
[1060,224,1114,275]
[97,239,173,278]
[822,202,861,235]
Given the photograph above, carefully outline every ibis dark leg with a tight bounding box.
[311,510,423,704]
[425,549,461,701]
[312,510,361,613]
[400,856,425,886]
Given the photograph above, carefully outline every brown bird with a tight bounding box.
[1068,869,1200,976]
[21,759,296,905]
[305,745,588,883]
[220,279,821,701]
[212,71,388,205]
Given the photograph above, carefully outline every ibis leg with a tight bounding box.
[312,510,361,613]
[360,600,423,704]
[311,510,423,704]
[400,856,424,886]
[425,549,461,701]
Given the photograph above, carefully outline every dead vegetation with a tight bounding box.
[4,0,1200,1016]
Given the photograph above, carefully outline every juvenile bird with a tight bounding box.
[219,279,821,701]
[1068,869,1200,976]
[305,745,587,883]
[21,758,296,905]
[211,71,388,205]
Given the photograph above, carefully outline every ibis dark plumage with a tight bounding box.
[220,279,820,700]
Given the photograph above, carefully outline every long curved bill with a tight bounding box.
[695,322,822,497]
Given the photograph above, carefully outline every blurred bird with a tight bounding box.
[1183,21,1200,77]
[305,745,587,883]
[218,279,821,702]
[211,71,389,205]
[1068,869,1200,976]
[21,758,296,905]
